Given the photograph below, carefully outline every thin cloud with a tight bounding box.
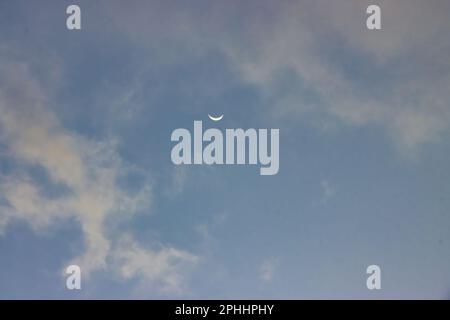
[0,59,196,292]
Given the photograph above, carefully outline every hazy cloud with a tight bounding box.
[0,58,196,292]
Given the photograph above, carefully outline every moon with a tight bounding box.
[208,114,224,121]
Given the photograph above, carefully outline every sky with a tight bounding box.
[0,0,450,299]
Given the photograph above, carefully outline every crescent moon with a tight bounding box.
[208,114,224,121]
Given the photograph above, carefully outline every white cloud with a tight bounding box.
[220,0,450,151]
[0,59,196,292]
[114,235,198,293]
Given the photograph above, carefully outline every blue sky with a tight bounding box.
[1,0,450,299]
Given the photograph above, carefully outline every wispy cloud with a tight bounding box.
[113,234,198,293]
[0,58,196,293]
[220,0,450,151]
